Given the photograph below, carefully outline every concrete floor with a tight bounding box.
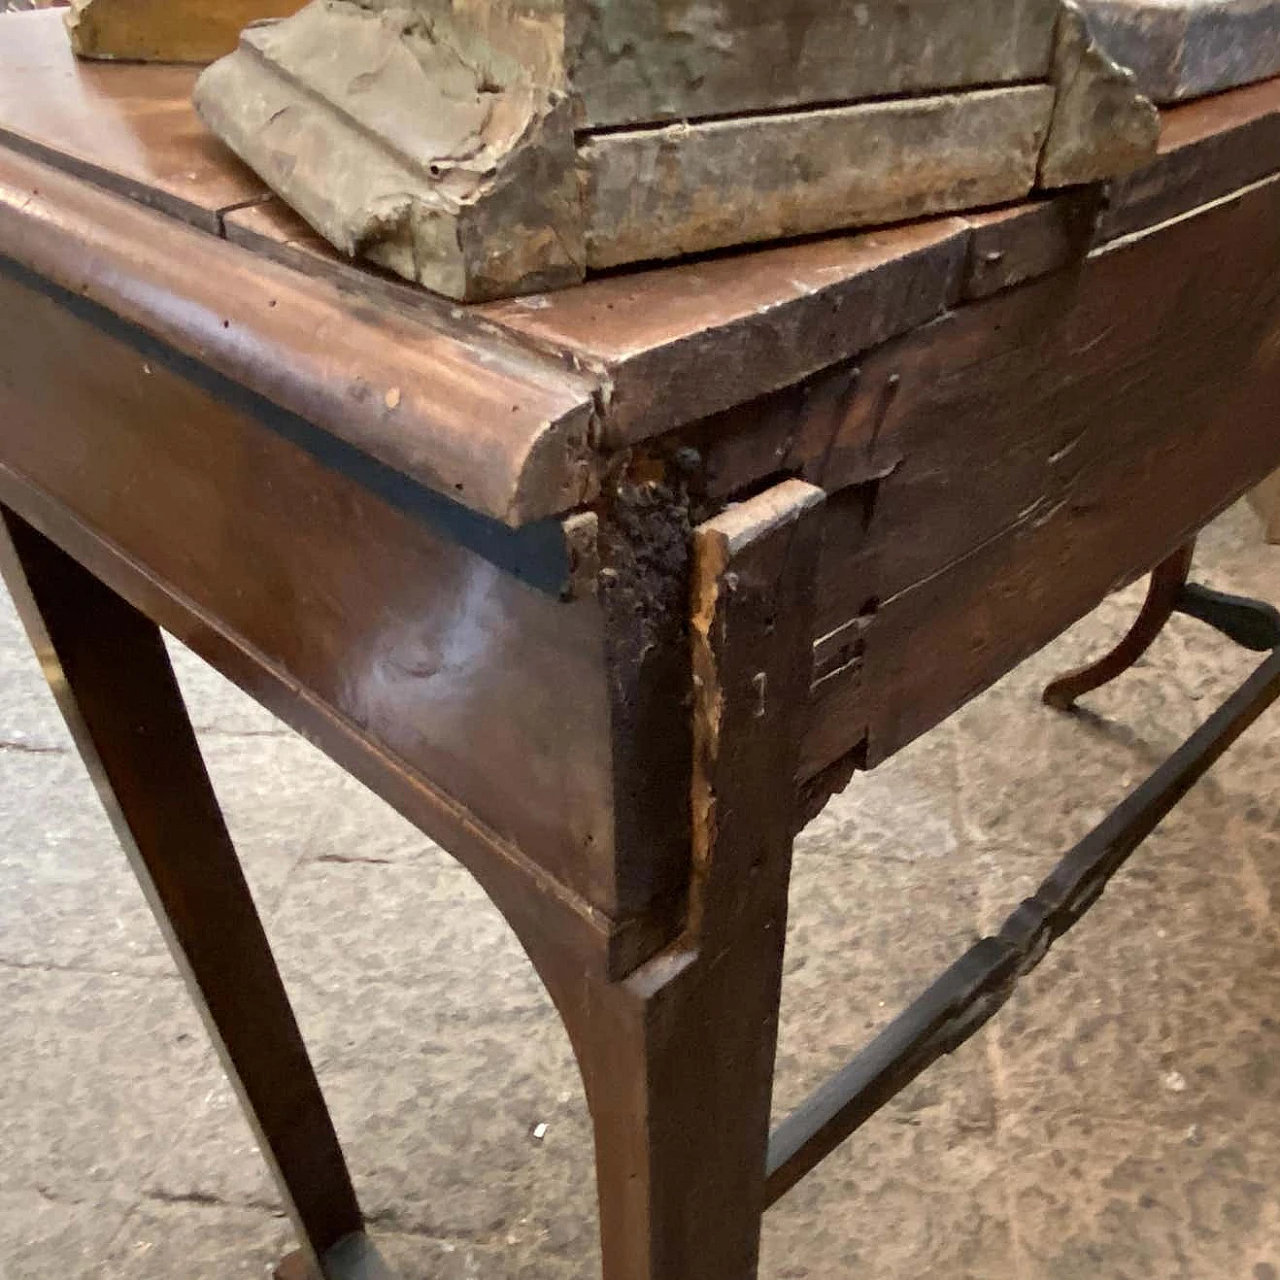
[1,501,1278,1280]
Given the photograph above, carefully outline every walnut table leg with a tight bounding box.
[527,481,825,1280]
[1042,540,1197,710]
[0,506,372,1279]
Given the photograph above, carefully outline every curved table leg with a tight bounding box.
[0,507,373,1280]
[1043,540,1197,711]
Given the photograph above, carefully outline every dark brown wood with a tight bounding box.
[0,506,363,1275]
[1043,541,1197,710]
[0,458,669,983]
[0,244,673,953]
[797,173,1280,775]
[3,23,1280,1280]
[0,10,267,232]
[2,11,1276,473]
[959,186,1105,300]
[227,199,972,451]
[0,144,600,528]
[1101,73,1280,242]
[526,481,825,1280]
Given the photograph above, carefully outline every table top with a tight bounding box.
[2,8,1279,528]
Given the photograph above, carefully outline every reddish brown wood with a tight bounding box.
[1102,74,1280,242]
[797,173,1280,777]
[524,481,825,1280]
[3,23,1280,1280]
[0,145,600,527]
[0,10,267,231]
[0,252,666,943]
[959,187,1104,300]
[0,456,669,983]
[1043,542,1198,710]
[0,506,364,1274]
[225,197,971,451]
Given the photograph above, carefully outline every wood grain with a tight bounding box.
[0,256,640,927]
[0,9,266,230]
[223,202,970,447]
[67,0,304,62]
[481,220,971,446]
[798,174,1280,777]
[0,144,601,527]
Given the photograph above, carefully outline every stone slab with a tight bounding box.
[566,0,1062,128]
[582,86,1056,270]
[1083,0,1280,102]
[192,0,1158,299]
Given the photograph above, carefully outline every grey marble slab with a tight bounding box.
[1084,0,1280,101]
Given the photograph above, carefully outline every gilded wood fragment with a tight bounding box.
[67,0,303,61]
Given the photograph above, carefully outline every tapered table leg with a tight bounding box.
[1043,540,1197,710]
[535,482,825,1280]
[0,506,367,1278]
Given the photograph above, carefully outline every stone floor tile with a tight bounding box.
[997,1113,1280,1280]
[375,1229,601,1280]
[150,974,598,1248]
[265,857,549,1018]
[760,1112,1015,1280]
[778,841,993,1127]
[0,968,209,1198]
[801,722,963,866]
[164,636,295,740]
[0,751,169,975]
[771,781,1012,1279]
[0,1186,136,1280]
[101,1200,293,1280]
[294,769,459,868]
[0,592,73,753]
[0,729,343,975]
[988,842,1280,1279]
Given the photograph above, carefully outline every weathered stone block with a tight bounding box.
[193,0,1160,300]
[1080,0,1280,102]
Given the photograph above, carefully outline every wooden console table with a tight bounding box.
[1,12,1279,1278]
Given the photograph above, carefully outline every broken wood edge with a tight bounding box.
[1038,0,1160,187]
[689,479,825,948]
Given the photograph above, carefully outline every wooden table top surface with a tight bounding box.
[2,8,1279,529]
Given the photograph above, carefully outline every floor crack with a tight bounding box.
[313,854,397,866]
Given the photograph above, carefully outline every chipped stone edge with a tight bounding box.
[193,7,586,303]
[194,0,1162,300]
[1037,0,1161,188]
